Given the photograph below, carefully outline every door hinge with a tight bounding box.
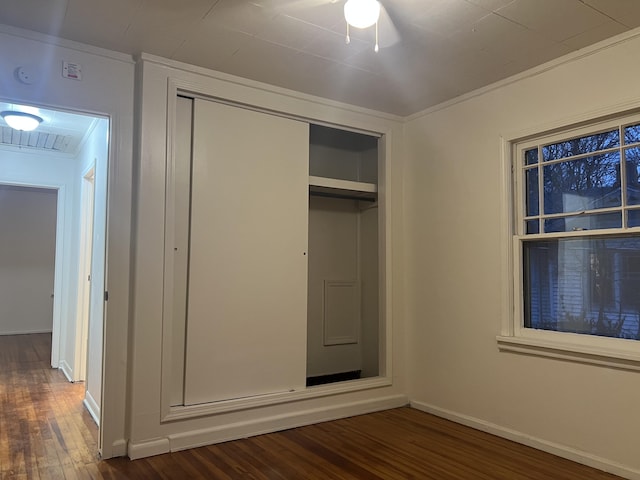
[104,291,109,302]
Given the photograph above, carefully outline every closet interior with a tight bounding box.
[307,124,380,386]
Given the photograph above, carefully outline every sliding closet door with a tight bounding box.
[184,99,309,405]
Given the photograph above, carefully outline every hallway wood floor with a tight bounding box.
[0,333,98,479]
[0,333,624,479]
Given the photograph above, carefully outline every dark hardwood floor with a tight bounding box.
[0,333,624,479]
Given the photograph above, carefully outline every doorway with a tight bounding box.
[0,102,109,436]
[0,185,57,336]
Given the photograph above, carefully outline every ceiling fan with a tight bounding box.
[265,0,401,52]
[343,0,399,52]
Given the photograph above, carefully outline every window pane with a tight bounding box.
[524,238,640,340]
[543,152,621,214]
[624,123,640,145]
[525,168,539,216]
[525,148,538,165]
[544,212,621,233]
[542,129,619,161]
[628,210,640,228]
[526,220,539,234]
[626,147,640,205]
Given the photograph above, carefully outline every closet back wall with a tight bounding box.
[307,196,362,378]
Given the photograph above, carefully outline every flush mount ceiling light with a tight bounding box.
[1,111,43,131]
[344,0,381,52]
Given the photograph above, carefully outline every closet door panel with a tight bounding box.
[184,99,308,405]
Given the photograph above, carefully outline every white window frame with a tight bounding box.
[497,111,640,371]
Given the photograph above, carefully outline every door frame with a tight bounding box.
[0,181,64,366]
[0,107,111,453]
[74,165,96,380]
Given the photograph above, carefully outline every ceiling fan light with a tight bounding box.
[344,0,380,29]
[1,111,43,131]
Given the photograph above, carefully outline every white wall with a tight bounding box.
[77,118,109,423]
[0,26,134,458]
[360,204,379,378]
[405,31,640,477]
[0,186,57,335]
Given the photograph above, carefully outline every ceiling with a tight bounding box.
[2,0,640,116]
[0,102,98,156]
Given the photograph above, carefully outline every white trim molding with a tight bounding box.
[58,360,74,382]
[84,391,101,426]
[139,53,402,124]
[410,401,640,480]
[128,438,170,460]
[130,394,408,460]
[496,335,640,372]
[407,29,640,122]
[163,377,392,422]
[109,439,128,459]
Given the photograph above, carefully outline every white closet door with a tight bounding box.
[184,99,309,405]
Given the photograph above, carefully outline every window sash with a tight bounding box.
[516,114,640,237]
[511,235,640,355]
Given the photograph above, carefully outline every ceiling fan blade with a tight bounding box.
[378,3,401,48]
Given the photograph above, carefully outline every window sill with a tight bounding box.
[496,335,640,371]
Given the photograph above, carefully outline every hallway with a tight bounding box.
[0,333,99,477]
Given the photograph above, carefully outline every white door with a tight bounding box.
[183,99,309,405]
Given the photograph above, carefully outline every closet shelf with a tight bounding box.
[308,176,377,200]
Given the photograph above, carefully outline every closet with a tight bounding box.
[307,125,379,385]
[168,96,380,407]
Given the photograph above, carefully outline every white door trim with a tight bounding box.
[74,165,96,381]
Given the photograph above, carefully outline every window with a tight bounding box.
[503,113,640,365]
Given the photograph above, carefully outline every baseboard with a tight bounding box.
[100,438,128,459]
[58,360,73,382]
[83,391,100,426]
[128,394,408,460]
[109,439,128,458]
[410,400,640,480]
[128,438,170,460]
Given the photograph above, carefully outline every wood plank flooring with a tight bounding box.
[0,333,99,479]
[0,333,624,479]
